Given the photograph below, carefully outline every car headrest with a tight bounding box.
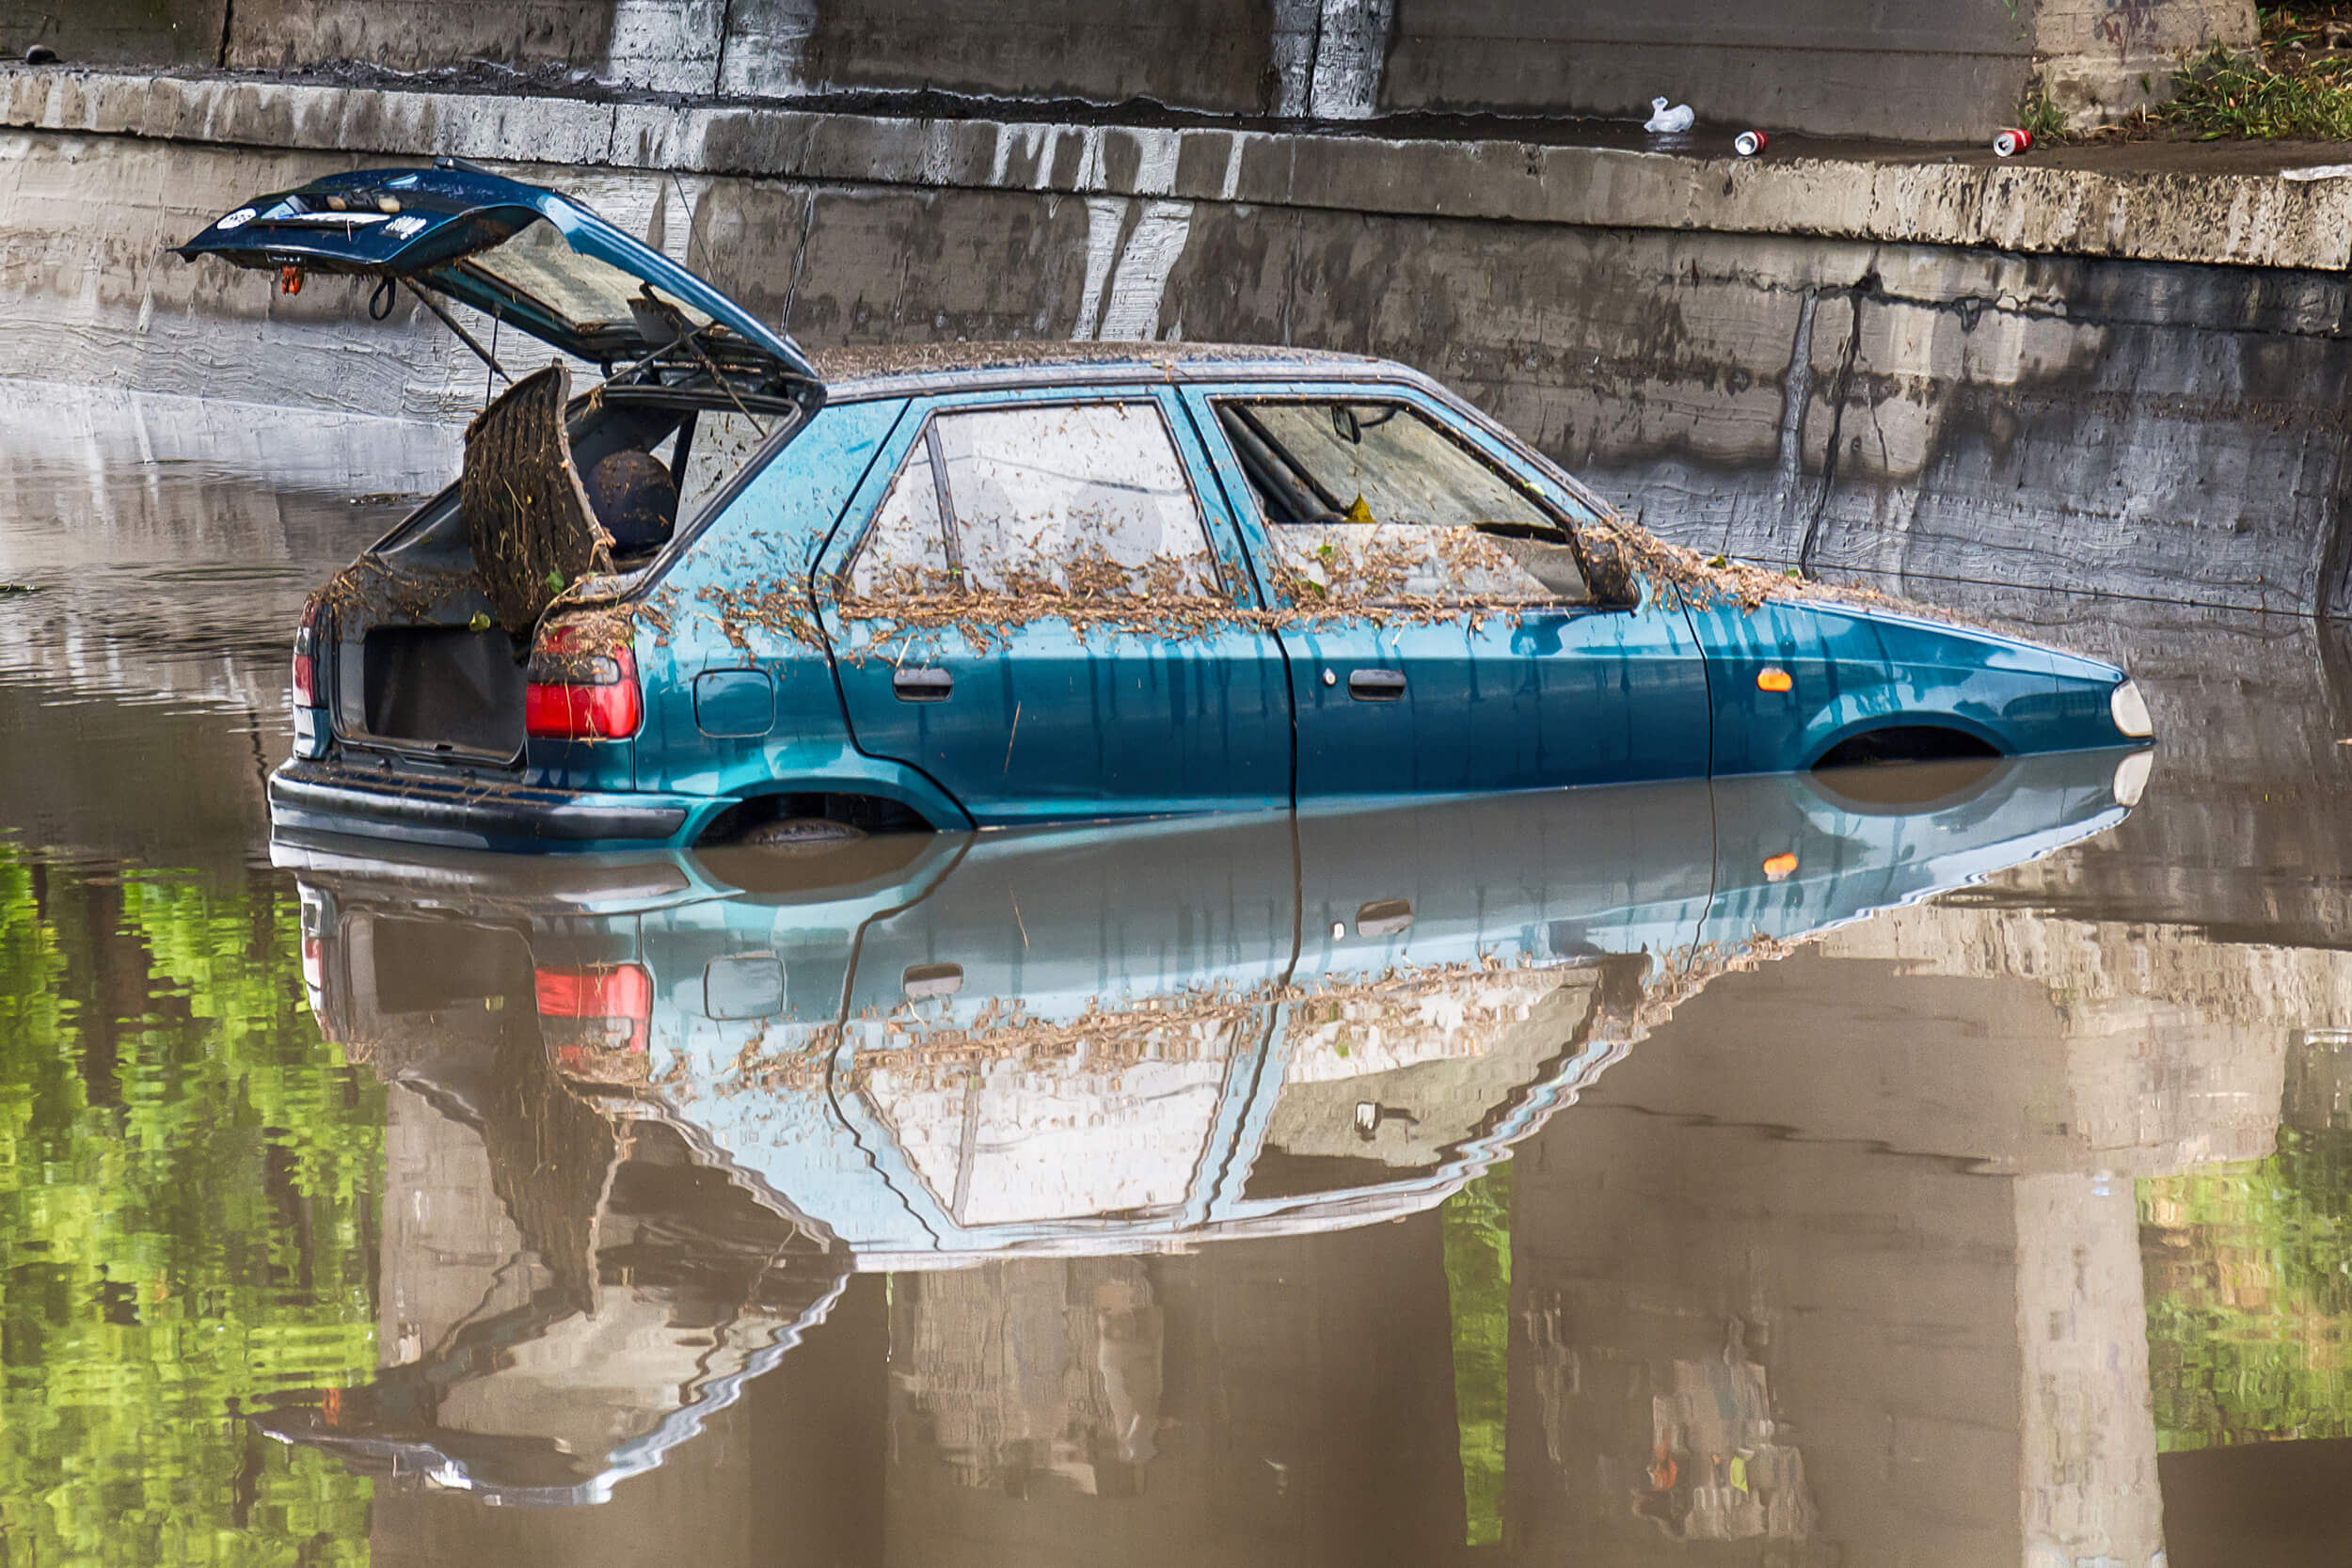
[586,450,678,557]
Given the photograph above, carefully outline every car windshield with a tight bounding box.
[1218,400,1588,604]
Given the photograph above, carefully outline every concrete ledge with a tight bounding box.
[9,65,2352,272]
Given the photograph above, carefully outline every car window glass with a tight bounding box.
[453,220,713,338]
[849,439,952,594]
[675,411,767,522]
[1220,400,1587,605]
[934,403,1221,598]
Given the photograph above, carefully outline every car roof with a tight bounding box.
[808,341,1399,401]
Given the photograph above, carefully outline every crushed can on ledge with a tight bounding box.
[1993,127,2034,157]
[1735,130,1768,157]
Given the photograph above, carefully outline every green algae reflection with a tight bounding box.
[1443,1164,1512,1549]
[0,849,383,1564]
[2140,1027,2352,1453]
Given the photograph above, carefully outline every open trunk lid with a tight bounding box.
[174,163,825,408]
[188,167,822,768]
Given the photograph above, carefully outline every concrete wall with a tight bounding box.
[13,70,2352,614]
[1379,0,2256,132]
[13,0,2258,136]
[224,0,634,78]
[715,0,1297,113]
[1383,0,2047,133]
[0,1,224,66]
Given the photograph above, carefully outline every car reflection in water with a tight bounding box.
[262,749,2141,1504]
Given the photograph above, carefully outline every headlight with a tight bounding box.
[2111,749,2152,809]
[2108,679,2153,739]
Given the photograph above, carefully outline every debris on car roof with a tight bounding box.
[809,340,1375,383]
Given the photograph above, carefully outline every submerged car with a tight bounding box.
[177,166,2156,852]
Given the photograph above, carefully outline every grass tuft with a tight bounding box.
[2158,7,2352,140]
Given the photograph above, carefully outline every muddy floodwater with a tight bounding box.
[8,396,2352,1568]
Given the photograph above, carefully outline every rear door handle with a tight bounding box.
[893,667,953,703]
[1348,668,1407,702]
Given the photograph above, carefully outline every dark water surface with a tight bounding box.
[5,398,2351,1566]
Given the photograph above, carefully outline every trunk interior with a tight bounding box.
[321,383,780,764]
[349,626,527,760]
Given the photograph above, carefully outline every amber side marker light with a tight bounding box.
[1763,852,1799,881]
[1756,666,1793,692]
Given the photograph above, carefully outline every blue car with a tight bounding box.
[177,166,2156,852]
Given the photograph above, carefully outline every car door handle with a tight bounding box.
[1347,669,1407,702]
[892,668,953,703]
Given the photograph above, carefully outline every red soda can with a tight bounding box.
[1993,127,2033,157]
[1735,130,1768,157]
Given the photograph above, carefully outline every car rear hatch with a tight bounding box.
[179,166,828,770]
[175,163,823,402]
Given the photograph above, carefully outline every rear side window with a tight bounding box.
[849,402,1222,599]
[848,438,951,595]
[1216,399,1588,605]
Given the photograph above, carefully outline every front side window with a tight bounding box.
[1216,399,1589,605]
[847,401,1222,600]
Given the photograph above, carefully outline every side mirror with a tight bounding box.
[1576,530,1642,608]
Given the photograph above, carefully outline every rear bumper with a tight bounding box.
[268,759,700,851]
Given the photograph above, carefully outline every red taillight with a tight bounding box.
[291,596,323,707]
[534,963,652,1019]
[525,675,642,738]
[525,626,642,740]
[535,962,653,1064]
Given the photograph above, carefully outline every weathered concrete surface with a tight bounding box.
[41,0,2253,136]
[13,70,2352,610]
[222,0,737,99]
[2033,0,2259,128]
[1383,0,2256,136]
[1561,236,2352,613]
[714,0,1293,113]
[0,1,225,68]
[19,67,2352,271]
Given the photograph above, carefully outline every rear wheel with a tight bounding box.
[694,791,933,847]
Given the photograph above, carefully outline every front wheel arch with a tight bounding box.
[1807,720,2007,771]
